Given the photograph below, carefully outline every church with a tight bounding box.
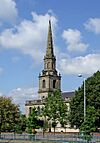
[25,20,76,132]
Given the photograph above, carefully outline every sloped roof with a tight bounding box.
[62,91,75,99]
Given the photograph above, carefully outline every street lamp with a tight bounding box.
[78,74,86,121]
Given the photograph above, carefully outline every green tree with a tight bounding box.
[80,106,97,135]
[38,119,48,137]
[58,100,68,132]
[27,107,39,134]
[39,106,49,136]
[69,71,100,132]
[0,96,20,132]
[20,114,27,132]
[42,90,68,134]
[15,114,27,133]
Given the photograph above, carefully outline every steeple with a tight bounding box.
[38,20,61,99]
[43,20,56,71]
[45,20,54,58]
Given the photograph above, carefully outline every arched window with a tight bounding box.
[42,80,45,88]
[53,80,56,88]
[47,62,50,69]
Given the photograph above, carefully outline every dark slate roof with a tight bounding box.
[62,91,75,99]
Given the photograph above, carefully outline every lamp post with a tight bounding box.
[78,74,86,121]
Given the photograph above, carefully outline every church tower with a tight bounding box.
[38,20,61,99]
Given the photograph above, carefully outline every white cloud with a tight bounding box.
[0,12,57,63]
[0,0,18,22]
[8,87,38,113]
[62,29,88,52]
[59,54,100,75]
[84,18,100,34]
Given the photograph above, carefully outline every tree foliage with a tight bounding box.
[15,114,27,133]
[42,90,68,133]
[0,96,20,132]
[27,107,39,134]
[69,71,100,132]
[80,106,97,134]
[20,114,27,132]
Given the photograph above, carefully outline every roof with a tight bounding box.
[62,91,75,99]
[25,91,75,106]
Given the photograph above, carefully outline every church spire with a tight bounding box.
[46,20,54,58]
[38,20,61,99]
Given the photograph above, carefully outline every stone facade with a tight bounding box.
[25,100,43,117]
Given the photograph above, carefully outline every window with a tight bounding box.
[47,62,50,69]
[53,80,56,88]
[42,80,45,88]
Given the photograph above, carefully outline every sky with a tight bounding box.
[0,0,100,113]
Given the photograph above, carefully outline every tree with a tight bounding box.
[58,100,68,132]
[80,106,97,135]
[20,114,27,132]
[39,106,49,136]
[38,118,48,137]
[0,96,20,132]
[27,107,39,134]
[15,114,27,133]
[69,71,100,132]
[42,90,68,133]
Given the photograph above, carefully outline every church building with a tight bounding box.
[25,20,75,131]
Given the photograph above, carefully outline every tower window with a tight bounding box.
[53,80,56,88]
[47,62,50,69]
[42,80,46,88]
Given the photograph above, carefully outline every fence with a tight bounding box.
[0,133,100,142]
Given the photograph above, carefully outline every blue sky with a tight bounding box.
[0,0,100,113]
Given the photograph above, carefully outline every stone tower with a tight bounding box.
[38,20,61,99]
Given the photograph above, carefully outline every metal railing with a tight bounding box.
[0,133,100,142]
